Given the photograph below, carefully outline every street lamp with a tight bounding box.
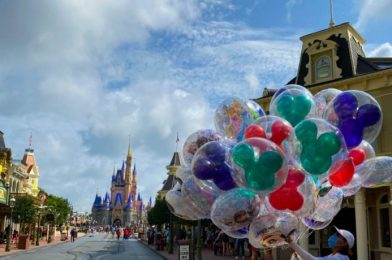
[5,196,16,252]
[35,204,46,246]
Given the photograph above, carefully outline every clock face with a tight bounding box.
[316,55,332,80]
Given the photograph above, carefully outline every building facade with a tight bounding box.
[91,144,143,227]
[255,23,392,260]
[158,151,181,200]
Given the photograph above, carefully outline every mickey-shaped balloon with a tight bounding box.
[294,119,347,176]
[191,141,237,191]
[270,85,315,126]
[231,138,288,193]
[245,116,294,157]
[324,90,382,149]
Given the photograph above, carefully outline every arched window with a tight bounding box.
[12,180,17,193]
[16,182,19,193]
[378,193,391,248]
[315,55,332,81]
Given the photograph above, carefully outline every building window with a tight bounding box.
[315,55,332,81]
[379,194,391,248]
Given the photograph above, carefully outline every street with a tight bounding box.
[1,233,164,260]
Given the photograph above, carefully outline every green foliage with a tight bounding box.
[147,198,170,225]
[44,194,72,226]
[12,195,36,233]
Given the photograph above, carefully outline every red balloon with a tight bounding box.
[348,148,366,165]
[270,120,293,146]
[269,168,305,211]
[244,124,266,139]
[329,158,355,187]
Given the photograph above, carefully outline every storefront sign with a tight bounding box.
[0,180,8,205]
[179,245,189,260]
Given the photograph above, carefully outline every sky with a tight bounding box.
[0,0,391,213]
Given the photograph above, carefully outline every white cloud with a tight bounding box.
[285,0,302,23]
[0,1,301,212]
[368,42,392,57]
[354,0,392,29]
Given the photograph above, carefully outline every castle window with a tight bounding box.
[315,55,332,81]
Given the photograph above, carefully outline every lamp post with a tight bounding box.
[5,196,16,252]
[35,204,46,246]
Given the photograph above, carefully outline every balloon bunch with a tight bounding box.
[165,85,391,249]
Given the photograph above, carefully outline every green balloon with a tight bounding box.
[277,94,312,126]
[245,151,283,191]
[232,143,254,169]
[316,132,341,157]
[301,152,332,176]
[295,120,317,144]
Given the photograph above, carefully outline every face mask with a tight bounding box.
[328,233,339,248]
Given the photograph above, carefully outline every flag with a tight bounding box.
[176,132,179,143]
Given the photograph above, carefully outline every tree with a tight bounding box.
[44,194,72,226]
[12,195,36,234]
[147,198,170,225]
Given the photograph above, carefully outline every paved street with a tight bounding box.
[1,233,164,260]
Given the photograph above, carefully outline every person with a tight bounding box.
[70,228,76,242]
[116,228,121,240]
[287,227,354,260]
[235,238,246,259]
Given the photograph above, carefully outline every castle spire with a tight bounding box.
[127,135,132,158]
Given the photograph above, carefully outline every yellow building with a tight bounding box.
[255,22,392,260]
[158,150,181,200]
[0,131,12,231]
[9,147,41,197]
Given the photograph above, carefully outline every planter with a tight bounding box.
[18,234,30,249]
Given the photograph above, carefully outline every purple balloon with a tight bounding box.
[193,158,215,180]
[338,118,363,148]
[205,142,226,163]
[334,92,358,119]
[213,163,237,190]
[357,104,381,127]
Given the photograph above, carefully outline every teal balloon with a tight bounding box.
[301,152,332,176]
[232,143,254,170]
[295,120,317,144]
[245,151,283,190]
[277,94,312,126]
[316,132,341,157]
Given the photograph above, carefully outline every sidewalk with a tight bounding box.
[141,239,252,260]
[0,232,86,257]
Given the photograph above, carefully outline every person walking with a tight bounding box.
[70,228,76,243]
[287,227,354,260]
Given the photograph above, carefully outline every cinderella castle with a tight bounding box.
[91,143,145,227]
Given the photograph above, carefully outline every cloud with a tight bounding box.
[354,0,392,29]
[285,0,302,23]
[0,1,301,212]
[368,42,392,57]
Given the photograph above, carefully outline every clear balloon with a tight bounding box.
[211,188,261,232]
[181,176,220,219]
[214,97,253,141]
[359,157,392,188]
[292,119,348,178]
[224,226,249,239]
[175,166,192,183]
[191,141,237,191]
[311,186,343,222]
[245,100,265,121]
[231,138,288,194]
[313,88,342,118]
[182,129,222,166]
[270,85,315,126]
[302,216,333,230]
[248,214,277,248]
[267,167,316,217]
[270,84,313,105]
[324,90,383,149]
[165,189,199,220]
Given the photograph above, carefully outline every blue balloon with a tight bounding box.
[333,92,358,119]
[213,163,237,190]
[338,118,363,148]
[357,104,381,127]
[205,142,226,163]
[193,158,214,180]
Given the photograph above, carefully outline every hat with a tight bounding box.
[334,227,355,249]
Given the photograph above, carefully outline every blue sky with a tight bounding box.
[0,0,391,212]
